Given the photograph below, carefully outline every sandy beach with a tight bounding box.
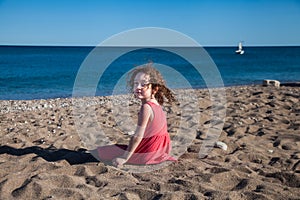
[0,85,299,199]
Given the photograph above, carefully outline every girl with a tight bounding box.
[94,64,177,168]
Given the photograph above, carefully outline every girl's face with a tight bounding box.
[133,72,152,102]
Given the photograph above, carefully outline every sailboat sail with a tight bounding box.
[238,42,242,50]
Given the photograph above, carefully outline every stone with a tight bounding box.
[263,80,280,88]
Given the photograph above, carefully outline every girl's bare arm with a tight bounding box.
[113,103,152,166]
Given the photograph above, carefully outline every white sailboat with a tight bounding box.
[235,41,244,54]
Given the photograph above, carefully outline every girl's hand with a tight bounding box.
[112,157,127,168]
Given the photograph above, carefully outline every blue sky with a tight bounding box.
[0,0,299,46]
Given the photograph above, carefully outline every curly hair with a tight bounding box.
[127,63,176,105]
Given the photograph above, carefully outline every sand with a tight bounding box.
[0,85,299,199]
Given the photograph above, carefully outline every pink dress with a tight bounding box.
[96,101,176,165]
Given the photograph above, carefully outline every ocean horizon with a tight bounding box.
[1,45,299,100]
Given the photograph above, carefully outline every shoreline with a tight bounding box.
[1,81,300,102]
[1,83,298,113]
[0,84,246,114]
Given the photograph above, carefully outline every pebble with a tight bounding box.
[214,141,228,151]
[268,149,274,153]
[127,131,135,135]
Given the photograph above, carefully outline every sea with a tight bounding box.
[0,46,299,100]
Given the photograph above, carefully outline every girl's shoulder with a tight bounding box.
[140,102,153,114]
[146,100,160,107]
